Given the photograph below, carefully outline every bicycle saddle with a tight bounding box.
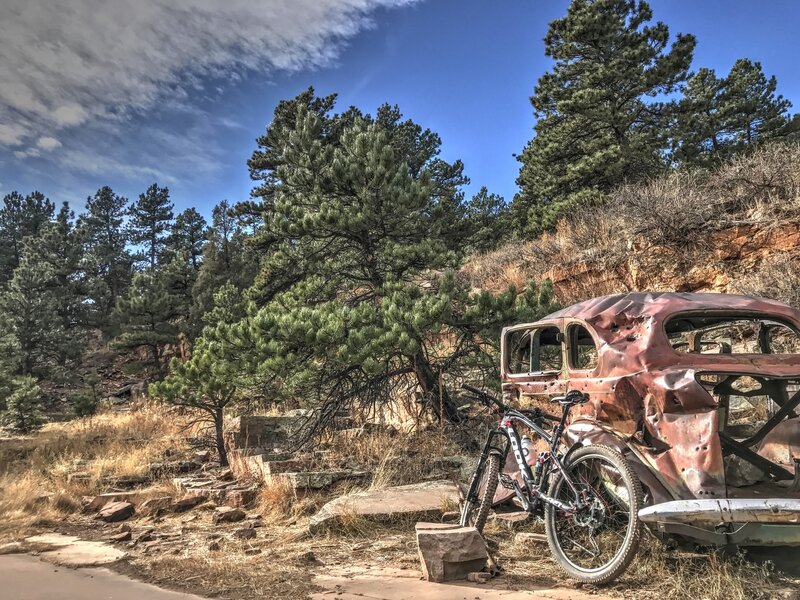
[552,390,590,405]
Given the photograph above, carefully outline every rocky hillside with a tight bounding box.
[464,143,800,306]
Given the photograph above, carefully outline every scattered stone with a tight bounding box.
[309,480,461,533]
[224,488,258,508]
[134,531,154,545]
[467,571,492,584]
[490,510,531,530]
[416,523,489,583]
[108,530,132,542]
[299,551,323,565]
[99,474,149,488]
[212,506,246,524]
[208,541,220,551]
[0,542,24,555]
[81,491,142,513]
[514,532,547,545]
[172,495,205,513]
[139,496,174,514]
[96,501,135,523]
[233,527,257,540]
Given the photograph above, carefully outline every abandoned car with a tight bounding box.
[500,291,800,548]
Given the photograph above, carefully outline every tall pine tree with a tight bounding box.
[129,183,173,272]
[674,60,796,166]
[196,94,554,424]
[79,186,132,334]
[514,0,695,236]
[0,191,55,281]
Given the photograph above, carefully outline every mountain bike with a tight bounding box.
[460,384,643,585]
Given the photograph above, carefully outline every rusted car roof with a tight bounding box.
[543,291,800,323]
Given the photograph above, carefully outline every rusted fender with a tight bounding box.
[639,498,800,524]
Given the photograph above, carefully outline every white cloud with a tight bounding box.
[0,123,27,146]
[14,148,41,159]
[36,136,62,151]
[0,0,418,150]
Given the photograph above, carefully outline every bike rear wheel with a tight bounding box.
[460,452,500,533]
[544,445,643,585]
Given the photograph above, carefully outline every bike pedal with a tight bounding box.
[499,473,515,490]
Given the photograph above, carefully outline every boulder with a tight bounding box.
[96,501,135,523]
[416,523,488,583]
[276,470,367,491]
[212,506,246,524]
[309,480,461,533]
[172,494,206,513]
[139,496,174,514]
[233,527,257,540]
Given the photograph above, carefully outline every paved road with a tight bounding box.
[1,554,207,600]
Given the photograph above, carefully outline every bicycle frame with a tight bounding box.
[463,406,585,519]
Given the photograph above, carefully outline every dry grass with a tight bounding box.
[0,402,191,538]
[498,526,789,600]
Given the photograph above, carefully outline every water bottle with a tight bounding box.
[521,436,535,466]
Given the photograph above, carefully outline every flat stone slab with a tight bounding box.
[276,470,367,490]
[26,533,126,567]
[309,480,461,533]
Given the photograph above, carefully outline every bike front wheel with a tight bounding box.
[544,445,643,585]
[460,452,500,533]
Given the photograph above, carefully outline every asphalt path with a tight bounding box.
[0,554,207,600]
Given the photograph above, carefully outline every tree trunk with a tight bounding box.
[214,408,229,467]
[412,352,462,423]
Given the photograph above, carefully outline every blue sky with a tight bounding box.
[1,0,799,218]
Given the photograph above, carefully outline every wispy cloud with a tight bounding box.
[0,0,418,162]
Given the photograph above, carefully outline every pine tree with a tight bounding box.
[1,376,45,433]
[0,313,19,411]
[674,60,796,166]
[0,191,55,281]
[151,343,237,466]
[0,245,66,379]
[114,272,181,379]
[167,208,207,270]
[464,187,509,253]
[129,184,174,272]
[514,0,695,236]
[78,186,132,333]
[198,94,554,425]
[190,201,256,328]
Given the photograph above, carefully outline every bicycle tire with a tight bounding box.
[461,452,501,533]
[544,445,643,585]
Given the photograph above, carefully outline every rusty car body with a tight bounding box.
[499,292,800,547]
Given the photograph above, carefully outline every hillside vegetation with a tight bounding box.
[465,142,800,306]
